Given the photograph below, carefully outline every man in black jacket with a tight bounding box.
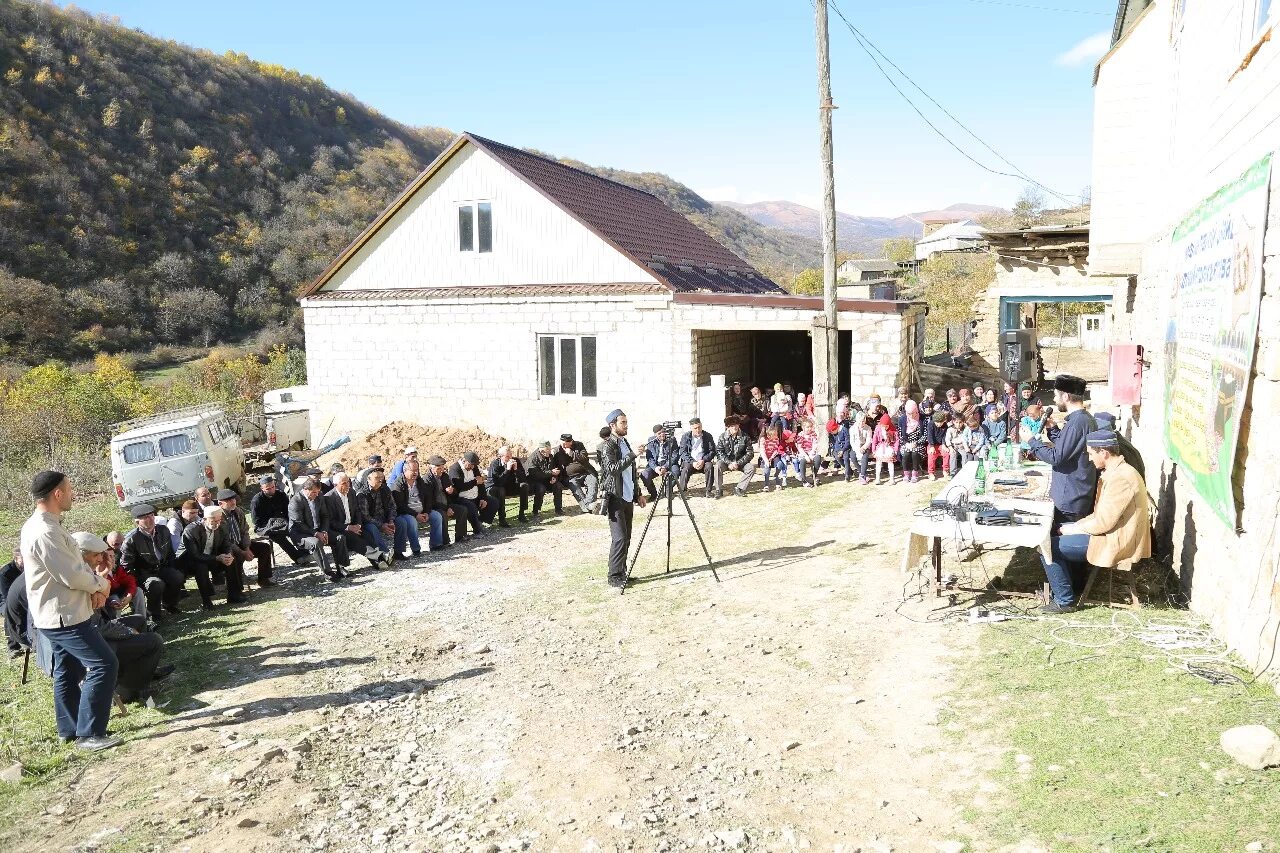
[486,446,530,526]
[678,418,717,498]
[1,548,22,657]
[714,417,757,498]
[360,468,400,565]
[640,424,678,501]
[218,489,275,589]
[176,506,243,608]
[287,477,347,579]
[120,504,187,618]
[447,452,493,535]
[323,472,379,569]
[524,442,564,521]
[553,433,599,511]
[425,456,468,546]
[389,459,437,557]
[599,409,647,588]
[248,474,307,564]
[3,570,28,659]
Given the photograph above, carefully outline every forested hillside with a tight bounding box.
[0,1,819,366]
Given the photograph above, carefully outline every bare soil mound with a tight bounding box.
[338,421,528,471]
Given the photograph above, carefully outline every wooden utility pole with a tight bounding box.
[815,0,839,448]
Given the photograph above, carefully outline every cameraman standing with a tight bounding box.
[599,409,647,588]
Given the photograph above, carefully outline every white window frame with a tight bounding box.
[537,334,597,398]
[457,199,494,254]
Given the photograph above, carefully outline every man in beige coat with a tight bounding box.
[20,470,121,751]
[1040,430,1152,613]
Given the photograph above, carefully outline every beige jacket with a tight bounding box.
[19,510,109,630]
[1076,460,1152,568]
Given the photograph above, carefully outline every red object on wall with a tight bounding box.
[1110,344,1144,405]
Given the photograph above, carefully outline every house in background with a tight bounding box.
[836,258,899,300]
[1089,0,1280,680]
[300,133,926,445]
[914,219,986,261]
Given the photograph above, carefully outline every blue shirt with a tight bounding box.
[619,437,635,502]
[1029,407,1098,516]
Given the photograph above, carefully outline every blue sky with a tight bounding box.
[66,0,1116,215]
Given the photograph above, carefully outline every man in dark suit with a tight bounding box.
[486,446,530,526]
[599,409,648,589]
[288,477,348,580]
[120,504,187,618]
[389,459,437,557]
[217,489,275,589]
[677,418,717,498]
[248,474,307,564]
[424,455,468,547]
[176,505,243,609]
[447,452,494,534]
[323,472,380,569]
[553,433,599,511]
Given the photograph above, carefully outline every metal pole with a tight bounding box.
[816,0,840,443]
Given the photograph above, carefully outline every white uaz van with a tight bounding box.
[110,405,245,509]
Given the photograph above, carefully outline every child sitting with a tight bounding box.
[959,411,989,466]
[926,410,951,479]
[853,411,875,484]
[945,413,966,476]
[793,419,821,487]
[985,405,1008,447]
[760,424,796,491]
[1019,402,1046,446]
[871,413,900,484]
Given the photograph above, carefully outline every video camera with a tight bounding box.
[660,420,683,433]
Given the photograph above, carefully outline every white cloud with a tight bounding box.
[1055,31,1111,67]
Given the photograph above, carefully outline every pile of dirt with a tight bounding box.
[337,422,528,472]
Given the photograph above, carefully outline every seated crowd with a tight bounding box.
[3,376,1139,751]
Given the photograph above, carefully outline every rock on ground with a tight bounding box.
[1220,725,1280,770]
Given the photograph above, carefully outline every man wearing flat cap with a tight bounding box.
[599,409,648,588]
[424,455,469,546]
[1022,373,1098,533]
[249,474,309,566]
[640,424,679,502]
[553,434,599,512]
[1039,429,1152,612]
[447,452,494,535]
[524,441,564,521]
[120,503,188,619]
[219,488,275,589]
[287,477,346,579]
[177,504,245,607]
[354,455,384,493]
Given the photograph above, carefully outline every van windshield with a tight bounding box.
[159,434,193,457]
[122,442,156,464]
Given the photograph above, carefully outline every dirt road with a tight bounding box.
[5,477,986,852]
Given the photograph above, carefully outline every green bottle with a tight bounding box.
[975,457,987,495]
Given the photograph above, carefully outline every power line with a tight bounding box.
[825,0,1084,207]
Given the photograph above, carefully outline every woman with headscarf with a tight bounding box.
[896,400,927,483]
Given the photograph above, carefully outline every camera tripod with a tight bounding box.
[622,471,717,594]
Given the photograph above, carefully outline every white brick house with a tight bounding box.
[300,133,926,445]
[1090,0,1280,680]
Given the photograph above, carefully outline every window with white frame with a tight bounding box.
[458,201,493,253]
[538,335,597,397]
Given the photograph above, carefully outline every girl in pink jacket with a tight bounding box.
[871,413,900,484]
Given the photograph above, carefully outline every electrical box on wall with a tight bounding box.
[1109,344,1144,405]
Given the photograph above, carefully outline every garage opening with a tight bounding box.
[693,329,853,398]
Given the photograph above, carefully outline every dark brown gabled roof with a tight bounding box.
[301,132,784,298]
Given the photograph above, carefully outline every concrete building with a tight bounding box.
[836,258,898,282]
[914,220,986,261]
[1090,0,1280,684]
[300,133,926,445]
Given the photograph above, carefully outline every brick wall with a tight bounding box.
[692,330,752,386]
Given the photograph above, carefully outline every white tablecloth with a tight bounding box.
[901,461,1055,575]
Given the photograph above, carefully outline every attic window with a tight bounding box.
[458,201,493,253]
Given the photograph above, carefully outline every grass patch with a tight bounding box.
[0,594,283,827]
[952,603,1280,851]
[0,493,131,556]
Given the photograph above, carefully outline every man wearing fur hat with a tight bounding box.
[1022,373,1098,533]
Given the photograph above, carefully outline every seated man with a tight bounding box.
[121,504,187,619]
[248,474,308,565]
[323,473,381,570]
[3,567,29,660]
[218,489,275,589]
[447,452,495,534]
[1,548,22,658]
[353,455,383,493]
[359,468,400,566]
[714,417,757,498]
[425,455,468,547]
[390,459,439,557]
[101,541,145,622]
[176,505,245,608]
[486,446,530,526]
[640,424,679,501]
[167,500,202,554]
[1091,412,1146,480]
[553,433,599,511]
[1040,429,1152,613]
[74,533,170,706]
[287,477,348,580]
[524,442,564,520]
[678,418,716,498]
